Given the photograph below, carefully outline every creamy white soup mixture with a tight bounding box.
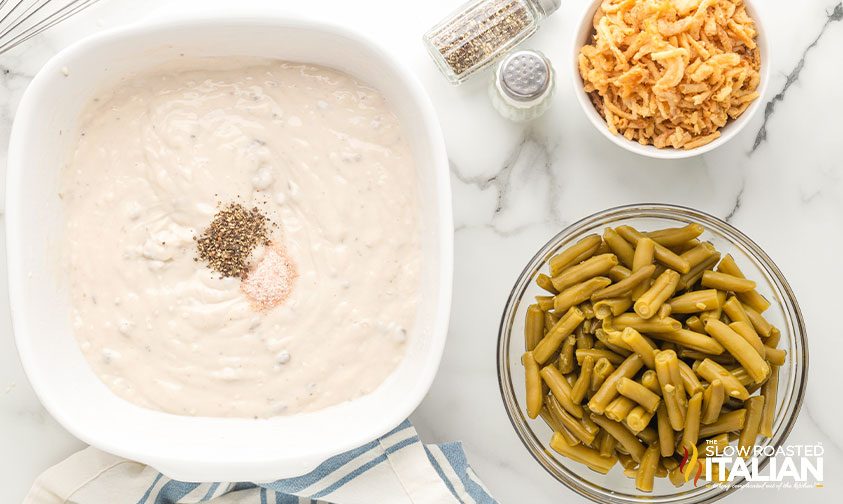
[61,58,421,418]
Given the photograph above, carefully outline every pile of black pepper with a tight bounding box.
[195,202,272,278]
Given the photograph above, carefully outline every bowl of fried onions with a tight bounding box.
[572,0,770,158]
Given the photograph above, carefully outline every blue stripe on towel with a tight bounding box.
[200,482,220,501]
[261,440,381,494]
[137,473,164,504]
[132,420,496,504]
[153,481,201,504]
[274,492,297,504]
[310,434,419,499]
[327,451,392,490]
[273,493,297,504]
[385,436,420,455]
[230,482,258,492]
[380,428,418,450]
[384,419,413,437]
[423,445,461,502]
[439,442,496,504]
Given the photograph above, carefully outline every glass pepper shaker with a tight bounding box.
[423,0,561,85]
[489,49,555,121]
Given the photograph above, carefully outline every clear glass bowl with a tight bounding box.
[496,204,808,503]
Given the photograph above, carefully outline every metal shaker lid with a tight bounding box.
[535,0,562,16]
[498,50,551,101]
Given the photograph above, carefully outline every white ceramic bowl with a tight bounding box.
[571,0,771,159]
[7,12,452,482]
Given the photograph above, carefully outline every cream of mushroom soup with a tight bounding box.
[60,59,421,417]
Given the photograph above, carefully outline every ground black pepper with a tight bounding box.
[433,1,531,76]
[194,202,271,278]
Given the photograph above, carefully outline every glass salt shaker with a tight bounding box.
[489,49,555,121]
[423,0,561,85]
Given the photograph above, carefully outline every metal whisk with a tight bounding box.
[0,0,103,54]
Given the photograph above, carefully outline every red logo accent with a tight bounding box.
[679,446,689,471]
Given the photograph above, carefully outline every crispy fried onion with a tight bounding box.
[578,0,760,149]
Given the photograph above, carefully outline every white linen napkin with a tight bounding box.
[25,420,497,504]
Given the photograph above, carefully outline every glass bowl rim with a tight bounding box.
[496,203,809,504]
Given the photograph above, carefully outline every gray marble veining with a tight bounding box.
[751,2,843,153]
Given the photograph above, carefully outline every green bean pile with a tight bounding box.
[522,224,784,491]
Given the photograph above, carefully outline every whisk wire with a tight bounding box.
[0,0,103,54]
[0,0,56,37]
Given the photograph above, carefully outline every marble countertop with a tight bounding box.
[1,0,841,502]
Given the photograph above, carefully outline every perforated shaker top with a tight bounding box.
[499,50,551,100]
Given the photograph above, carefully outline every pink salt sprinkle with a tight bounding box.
[241,246,296,310]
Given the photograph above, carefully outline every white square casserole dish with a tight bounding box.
[6,13,452,482]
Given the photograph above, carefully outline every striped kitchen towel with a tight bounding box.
[25,420,497,504]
